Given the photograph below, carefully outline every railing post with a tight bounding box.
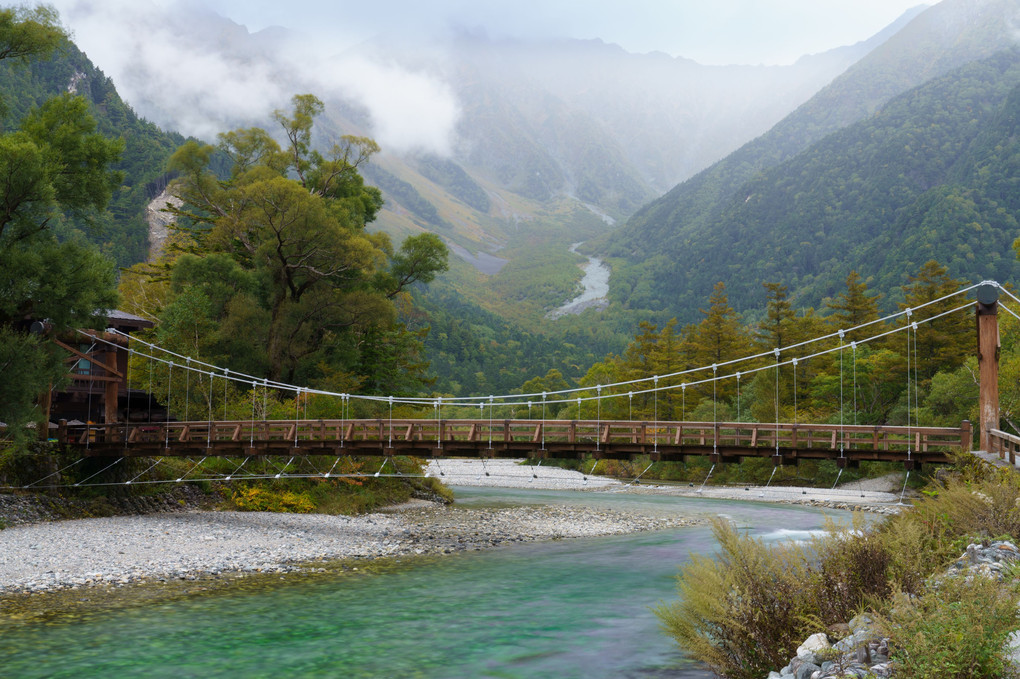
[977,284,1000,452]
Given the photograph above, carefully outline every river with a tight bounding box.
[547,242,611,319]
[0,488,848,678]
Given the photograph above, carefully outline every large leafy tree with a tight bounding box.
[154,94,448,393]
[0,7,123,438]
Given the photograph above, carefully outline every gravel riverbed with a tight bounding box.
[0,500,699,595]
[0,460,905,596]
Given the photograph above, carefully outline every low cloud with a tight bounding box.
[49,0,460,155]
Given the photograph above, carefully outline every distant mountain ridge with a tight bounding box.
[604,0,1020,319]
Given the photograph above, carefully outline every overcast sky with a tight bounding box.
[191,0,929,65]
[37,0,932,150]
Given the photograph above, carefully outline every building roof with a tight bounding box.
[103,309,154,331]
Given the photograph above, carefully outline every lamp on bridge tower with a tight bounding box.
[977,283,1000,452]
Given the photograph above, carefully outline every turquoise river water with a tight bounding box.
[0,488,850,678]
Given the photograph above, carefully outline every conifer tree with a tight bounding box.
[827,271,882,342]
[900,260,970,385]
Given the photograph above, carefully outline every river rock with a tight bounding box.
[796,632,831,664]
[766,542,1020,678]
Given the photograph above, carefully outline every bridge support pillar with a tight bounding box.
[977,284,1000,452]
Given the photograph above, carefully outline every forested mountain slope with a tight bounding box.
[610,46,1020,318]
[604,0,1020,317]
[0,38,186,266]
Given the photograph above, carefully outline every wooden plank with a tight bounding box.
[532,424,542,443]
[179,426,191,442]
[468,424,478,441]
[52,338,124,378]
[750,427,758,446]
[404,424,414,441]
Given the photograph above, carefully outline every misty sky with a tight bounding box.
[194,0,928,65]
[36,0,931,151]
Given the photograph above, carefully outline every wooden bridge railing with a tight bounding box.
[987,429,1020,466]
[60,418,972,467]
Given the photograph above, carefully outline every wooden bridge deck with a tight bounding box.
[61,418,971,469]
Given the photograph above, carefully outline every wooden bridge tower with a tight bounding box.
[977,284,1000,452]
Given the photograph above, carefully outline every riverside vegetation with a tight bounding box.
[655,458,1020,679]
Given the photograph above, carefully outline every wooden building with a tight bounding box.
[44,310,155,426]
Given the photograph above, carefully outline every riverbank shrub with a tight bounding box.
[2,448,453,517]
[810,515,892,623]
[655,517,817,679]
[658,461,1020,677]
[875,576,1020,679]
[231,485,315,513]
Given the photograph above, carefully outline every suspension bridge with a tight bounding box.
[11,279,1020,490]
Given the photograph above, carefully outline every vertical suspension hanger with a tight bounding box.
[851,342,858,429]
[295,387,302,447]
[148,358,154,424]
[712,364,718,456]
[165,361,174,448]
[124,344,132,448]
[207,367,214,450]
[773,348,780,457]
[250,379,257,448]
[736,372,741,423]
[223,368,230,421]
[541,392,547,450]
[653,375,660,454]
[339,393,346,450]
[184,357,191,422]
[792,357,799,425]
[904,308,913,459]
[596,385,602,452]
[838,329,846,460]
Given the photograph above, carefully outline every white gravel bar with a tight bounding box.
[0,497,698,595]
[0,461,908,596]
[426,458,620,489]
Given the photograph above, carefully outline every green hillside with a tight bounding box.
[0,37,185,266]
[606,48,1020,318]
[648,48,1020,315]
[604,0,1020,318]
